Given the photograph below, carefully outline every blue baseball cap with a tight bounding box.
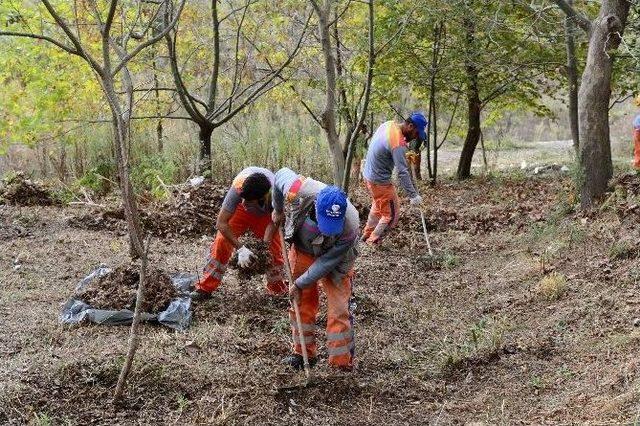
[409,112,428,142]
[316,186,347,236]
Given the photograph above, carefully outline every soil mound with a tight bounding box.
[76,265,177,313]
[143,180,227,237]
[0,173,56,206]
[67,179,227,237]
[229,237,272,279]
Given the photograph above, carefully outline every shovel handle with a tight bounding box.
[278,227,311,379]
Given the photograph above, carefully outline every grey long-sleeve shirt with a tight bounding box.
[363,120,418,198]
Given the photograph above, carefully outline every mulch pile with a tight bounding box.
[75,265,177,313]
[143,180,227,237]
[0,173,57,206]
[229,237,272,279]
[68,179,227,237]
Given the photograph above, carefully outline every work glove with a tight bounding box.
[409,195,423,206]
[237,245,256,268]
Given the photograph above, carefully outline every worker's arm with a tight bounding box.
[263,221,277,243]
[294,237,354,289]
[272,167,298,212]
[216,208,240,249]
[392,146,418,199]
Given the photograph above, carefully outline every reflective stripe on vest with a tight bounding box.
[286,177,306,202]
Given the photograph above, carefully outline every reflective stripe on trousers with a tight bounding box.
[362,180,399,244]
[287,247,355,368]
[196,203,286,294]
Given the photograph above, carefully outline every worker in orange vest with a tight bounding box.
[634,95,640,172]
[272,168,359,370]
[361,112,427,245]
[190,167,286,300]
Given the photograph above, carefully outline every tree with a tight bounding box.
[295,0,375,189]
[552,0,631,207]
[165,0,309,173]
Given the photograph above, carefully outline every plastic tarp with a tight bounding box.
[60,267,196,331]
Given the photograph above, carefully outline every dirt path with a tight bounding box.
[1,173,640,424]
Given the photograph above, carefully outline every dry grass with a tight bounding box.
[536,272,568,301]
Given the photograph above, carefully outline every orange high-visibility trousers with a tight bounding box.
[634,129,640,170]
[361,180,400,244]
[288,248,354,368]
[195,203,286,295]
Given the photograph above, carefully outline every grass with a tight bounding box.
[438,315,510,373]
[609,240,638,261]
[536,272,567,301]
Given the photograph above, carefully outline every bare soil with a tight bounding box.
[2,172,640,424]
[75,265,177,313]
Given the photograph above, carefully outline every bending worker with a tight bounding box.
[272,167,359,371]
[361,112,428,245]
[190,167,286,301]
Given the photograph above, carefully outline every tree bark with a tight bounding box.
[578,0,630,207]
[457,91,481,180]
[113,236,151,404]
[199,125,213,175]
[564,0,579,151]
[312,0,343,185]
[456,10,481,180]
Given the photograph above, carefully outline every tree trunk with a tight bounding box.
[199,125,213,175]
[578,0,630,208]
[113,236,150,404]
[153,50,163,153]
[565,0,580,151]
[456,8,481,180]
[102,76,145,259]
[313,0,342,186]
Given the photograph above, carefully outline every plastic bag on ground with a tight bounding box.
[60,266,196,331]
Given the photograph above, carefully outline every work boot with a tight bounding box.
[282,354,317,371]
[189,289,212,301]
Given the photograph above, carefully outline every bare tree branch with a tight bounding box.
[0,31,78,55]
[112,0,186,76]
[212,13,311,127]
[207,0,221,110]
[41,0,103,73]
[552,0,592,33]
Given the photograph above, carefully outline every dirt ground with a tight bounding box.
[1,171,640,425]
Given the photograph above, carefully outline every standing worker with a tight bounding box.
[634,95,640,172]
[361,112,428,245]
[190,167,286,301]
[272,167,359,371]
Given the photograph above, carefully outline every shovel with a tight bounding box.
[409,161,433,256]
[278,227,311,383]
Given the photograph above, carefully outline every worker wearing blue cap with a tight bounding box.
[271,168,359,370]
[362,112,427,245]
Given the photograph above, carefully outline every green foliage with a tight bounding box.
[130,155,177,199]
[78,160,116,196]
